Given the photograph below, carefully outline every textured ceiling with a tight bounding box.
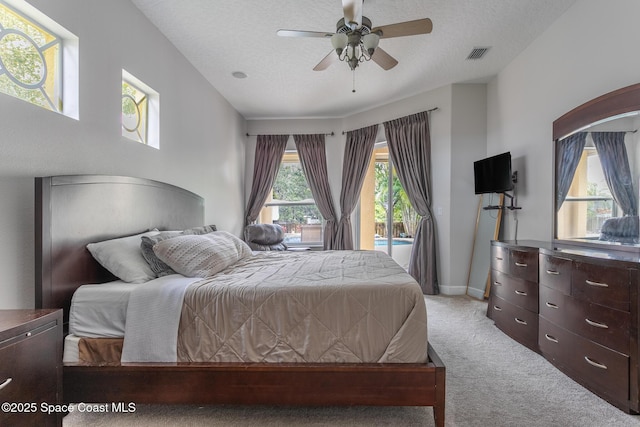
[131,0,577,120]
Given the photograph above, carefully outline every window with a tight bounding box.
[0,1,61,112]
[557,146,617,239]
[259,151,323,246]
[122,70,159,148]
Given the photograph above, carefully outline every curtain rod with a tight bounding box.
[341,107,439,135]
[245,132,335,137]
[561,128,637,140]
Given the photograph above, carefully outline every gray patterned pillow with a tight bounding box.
[152,231,252,278]
[140,225,217,277]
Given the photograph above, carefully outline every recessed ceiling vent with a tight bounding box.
[466,47,490,60]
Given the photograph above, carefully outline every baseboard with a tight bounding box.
[437,285,467,295]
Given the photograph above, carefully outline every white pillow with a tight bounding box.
[87,230,159,283]
[152,231,252,278]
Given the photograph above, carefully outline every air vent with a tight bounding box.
[466,47,490,60]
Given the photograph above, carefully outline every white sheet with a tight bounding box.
[121,274,200,363]
[63,334,81,363]
[69,280,141,338]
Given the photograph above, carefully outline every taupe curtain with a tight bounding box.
[592,131,638,216]
[244,134,288,226]
[555,132,587,211]
[294,134,338,250]
[384,111,438,294]
[335,124,378,250]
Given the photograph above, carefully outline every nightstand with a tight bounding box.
[0,309,63,427]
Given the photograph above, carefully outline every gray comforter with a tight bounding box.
[176,250,428,363]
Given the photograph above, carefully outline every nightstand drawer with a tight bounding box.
[0,310,62,427]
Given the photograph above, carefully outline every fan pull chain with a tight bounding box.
[352,70,356,93]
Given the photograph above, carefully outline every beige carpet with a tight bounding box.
[63,295,640,427]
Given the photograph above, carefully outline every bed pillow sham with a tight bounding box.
[140,224,217,277]
[152,231,252,278]
[87,230,159,283]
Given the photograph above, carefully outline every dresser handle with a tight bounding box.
[546,269,559,275]
[514,318,527,325]
[585,318,609,329]
[585,280,609,288]
[544,334,558,343]
[493,281,502,286]
[0,378,11,391]
[584,356,607,370]
[515,262,528,267]
[493,305,502,311]
[515,290,527,296]
[545,302,559,309]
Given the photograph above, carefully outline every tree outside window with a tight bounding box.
[260,152,323,245]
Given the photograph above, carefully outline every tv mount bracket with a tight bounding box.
[483,171,522,211]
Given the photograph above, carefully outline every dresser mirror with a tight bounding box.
[553,83,640,251]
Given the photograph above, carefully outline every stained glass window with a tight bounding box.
[0,2,61,112]
[122,79,148,144]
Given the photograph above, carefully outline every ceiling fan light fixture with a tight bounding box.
[363,33,379,55]
[331,33,348,56]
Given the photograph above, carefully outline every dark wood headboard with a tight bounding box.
[35,175,204,323]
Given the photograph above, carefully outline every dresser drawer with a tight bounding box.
[539,317,629,404]
[491,245,509,274]
[491,270,538,313]
[572,262,630,312]
[491,295,538,351]
[539,254,572,294]
[509,249,538,282]
[539,285,629,355]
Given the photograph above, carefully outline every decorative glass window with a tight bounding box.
[121,70,159,148]
[122,79,148,144]
[0,1,61,112]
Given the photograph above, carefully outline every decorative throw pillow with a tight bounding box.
[140,224,217,277]
[87,229,159,283]
[152,231,252,278]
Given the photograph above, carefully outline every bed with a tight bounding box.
[35,175,445,427]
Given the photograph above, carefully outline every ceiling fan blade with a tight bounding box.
[372,18,433,39]
[277,29,333,38]
[313,50,338,71]
[342,0,363,29]
[371,47,398,70]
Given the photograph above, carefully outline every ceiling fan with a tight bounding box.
[276,0,433,72]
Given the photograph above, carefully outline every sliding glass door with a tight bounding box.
[359,143,416,269]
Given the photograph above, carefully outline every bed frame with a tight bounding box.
[35,175,445,427]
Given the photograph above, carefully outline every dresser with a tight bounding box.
[488,240,639,413]
[0,309,63,427]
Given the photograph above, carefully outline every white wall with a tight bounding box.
[487,0,640,242]
[246,84,487,295]
[0,0,246,309]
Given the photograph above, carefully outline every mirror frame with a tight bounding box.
[553,82,640,252]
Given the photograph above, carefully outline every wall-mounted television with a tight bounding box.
[474,152,514,194]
